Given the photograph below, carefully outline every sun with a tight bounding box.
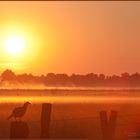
[4,36,25,55]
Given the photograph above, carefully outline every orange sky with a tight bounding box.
[0,1,140,75]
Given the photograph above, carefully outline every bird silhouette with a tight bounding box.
[7,102,31,121]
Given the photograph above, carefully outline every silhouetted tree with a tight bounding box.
[0,69,140,88]
[1,69,16,81]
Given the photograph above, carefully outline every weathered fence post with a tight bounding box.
[10,121,29,138]
[40,103,52,138]
[100,110,117,140]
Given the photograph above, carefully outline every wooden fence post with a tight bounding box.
[100,110,117,140]
[10,121,29,138]
[40,103,52,138]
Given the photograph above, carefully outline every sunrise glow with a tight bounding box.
[4,36,25,55]
[0,1,139,75]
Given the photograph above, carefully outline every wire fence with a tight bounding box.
[28,112,140,129]
[50,112,140,121]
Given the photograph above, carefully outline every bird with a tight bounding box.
[7,102,31,121]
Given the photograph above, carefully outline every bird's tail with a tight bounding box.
[7,114,13,120]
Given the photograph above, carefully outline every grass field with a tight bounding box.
[0,89,140,139]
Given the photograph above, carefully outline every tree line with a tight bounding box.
[0,69,140,87]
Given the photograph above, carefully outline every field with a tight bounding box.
[0,89,140,139]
